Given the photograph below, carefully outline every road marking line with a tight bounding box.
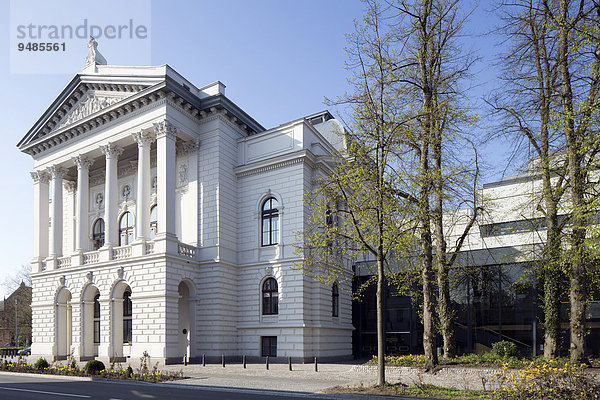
[0,386,91,398]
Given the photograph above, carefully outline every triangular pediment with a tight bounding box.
[52,89,133,132]
[17,70,167,152]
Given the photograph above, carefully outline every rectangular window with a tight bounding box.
[123,319,132,343]
[94,321,100,344]
[261,336,277,357]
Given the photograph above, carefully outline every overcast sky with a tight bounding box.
[0,0,504,297]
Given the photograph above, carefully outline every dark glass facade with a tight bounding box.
[352,262,600,358]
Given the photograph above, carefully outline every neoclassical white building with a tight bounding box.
[18,42,353,363]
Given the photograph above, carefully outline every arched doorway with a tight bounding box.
[81,285,100,359]
[178,281,195,362]
[111,281,132,361]
[56,287,72,359]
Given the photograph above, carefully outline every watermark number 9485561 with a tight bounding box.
[17,42,66,52]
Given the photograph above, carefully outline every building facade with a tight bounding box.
[0,282,32,347]
[353,168,600,358]
[18,43,353,363]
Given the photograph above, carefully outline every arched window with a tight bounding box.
[93,294,100,344]
[123,290,132,343]
[332,283,339,317]
[92,218,105,250]
[149,205,157,239]
[262,278,278,315]
[119,212,134,246]
[261,198,279,246]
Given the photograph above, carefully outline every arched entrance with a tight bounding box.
[178,281,195,362]
[56,287,72,359]
[81,285,100,359]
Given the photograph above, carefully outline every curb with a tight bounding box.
[0,371,93,381]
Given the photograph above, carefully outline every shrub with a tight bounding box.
[34,358,49,371]
[494,360,600,399]
[125,365,134,378]
[84,360,105,375]
[492,341,519,358]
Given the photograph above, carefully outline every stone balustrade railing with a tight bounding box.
[39,240,198,269]
[113,245,132,260]
[83,251,99,265]
[177,242,196,259]
[57,256,71,269]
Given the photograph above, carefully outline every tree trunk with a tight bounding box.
[376,254,386,386]
[556,0,587,363]
[433,124,454,358]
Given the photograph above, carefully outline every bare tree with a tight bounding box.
[490,0,569,358]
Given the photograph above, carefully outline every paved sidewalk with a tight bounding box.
[159,361,375,393]
[9,355,377,393]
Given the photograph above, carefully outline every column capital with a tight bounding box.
[64,180,77,194]
[31,170,50,184]
[100,143,123,159]
[72,155,94,170]
[153,119,177,141]
[176,139,200,156]
[47,165,66,179]
[132,130,156,147]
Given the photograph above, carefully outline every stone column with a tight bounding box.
[73,156,93,254]
[48,165,66,263]
[31,170,50,272]
[132,131,155,241]
[153,120,178,253]
[100,144,123,248]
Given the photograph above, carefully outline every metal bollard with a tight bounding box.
[243,355,246,369]
[202,354,205,366]
[288,356,292,371]
[184,355,187,366]
[314,356,318,372]
[222,354,225,367]
[266,355,269,370]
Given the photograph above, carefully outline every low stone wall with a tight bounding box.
[352,364,600,391]
[352,365,504,391]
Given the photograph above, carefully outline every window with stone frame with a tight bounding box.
[92,218,105,250]
[261,197,279,246]
[123,290,132,343]
[119,212,134,246]
[149,205,157,239]
[261,336,277,357]
[93,294,100,344]
[332,282,339,317]
[262,277,278,315]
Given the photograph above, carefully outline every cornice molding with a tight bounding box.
[235,156,305,178]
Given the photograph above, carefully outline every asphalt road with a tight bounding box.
[0,374,355,400]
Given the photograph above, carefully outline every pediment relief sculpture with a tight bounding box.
[54,91,128,131]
